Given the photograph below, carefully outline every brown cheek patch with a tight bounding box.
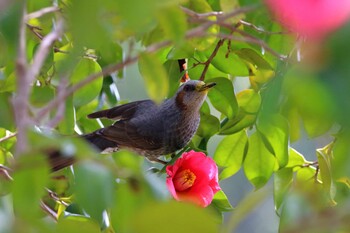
[175,91,187,110]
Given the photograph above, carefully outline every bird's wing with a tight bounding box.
[97,120,162,151]
[87,100,154,120]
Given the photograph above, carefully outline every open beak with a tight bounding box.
[198,82,216,92]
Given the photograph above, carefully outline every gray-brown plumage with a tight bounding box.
[83,80,216,161]
[49,80,215,170]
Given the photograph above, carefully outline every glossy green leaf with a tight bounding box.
[74,161,114,223]
[156,6,187,43]
[236,89,261,114]
[296,166,317,182]
[257,114,289,168]
[219,89,260,135]
[220,113,256,135]
[243,132,276,188]
[196,112,220,139]
[214,130,247,180]
[71,58,103,107]
[131,201,219,233]
[211,190,233,211]
[12,153,50,219]
[207,77,238,119]
[286,147,307,171]
[274,167,293,211]
[204,43,248,77]
[56,216,100,233]
[139,52,169,103]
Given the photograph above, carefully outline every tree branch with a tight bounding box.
[14,4,29,155]
[0,132,17,143]
[199,39,225,81]
[25,6,60,21]
[30,19,64,84]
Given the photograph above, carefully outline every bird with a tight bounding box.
[49,80,216,170]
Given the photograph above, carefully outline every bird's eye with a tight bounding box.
[183,84,195,92]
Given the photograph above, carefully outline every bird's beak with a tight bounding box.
[198,82,216,92]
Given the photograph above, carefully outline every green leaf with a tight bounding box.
[139,52,169,103]
[317,147,336,204]
[333,132,350,180]
[214,130,248,180]
[0,72,16,93]
[219,89,260,135]
[164,60,182,98]
[67,0,110,50]
[207,77,238,119]
[236,48,275,89]
[30,85,55,107]
[57,96,75,135]
[243,132,276,188]
[274,168,293,211]
[185,0,219,50]
[204,43,248,77]
[74,161,114,223]
[283,69,336,137]
[0,93,14,130]
[257,114,289,168]
[131,201,219,233]
[210,190,233,212]
[196,112,220,139]
[111,178,154,233]
[71,58,103,107]
[156,6,187,43]
[56,216,100,233]
[236,89,261,114]
[12,153,50,219]
[286,147,307,170]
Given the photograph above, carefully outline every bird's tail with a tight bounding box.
[48,132,118,172]
[82,132,119,152]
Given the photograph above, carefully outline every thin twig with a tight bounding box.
[216,32,287,60]
[0,132,17,143]
[199,39,225,81]
[0,165,13,181]
[180,6,223,18]
[25,6,60,21]
[40,201,58,221]
[45,78,68,128]
[30,19,64,84]
[239,20,289,35]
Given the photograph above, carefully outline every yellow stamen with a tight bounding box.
[173,169,196,191]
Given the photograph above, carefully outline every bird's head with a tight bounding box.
[175,80,216,111]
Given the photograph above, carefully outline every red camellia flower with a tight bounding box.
[265,0,350,39]
[166,150,221,207]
